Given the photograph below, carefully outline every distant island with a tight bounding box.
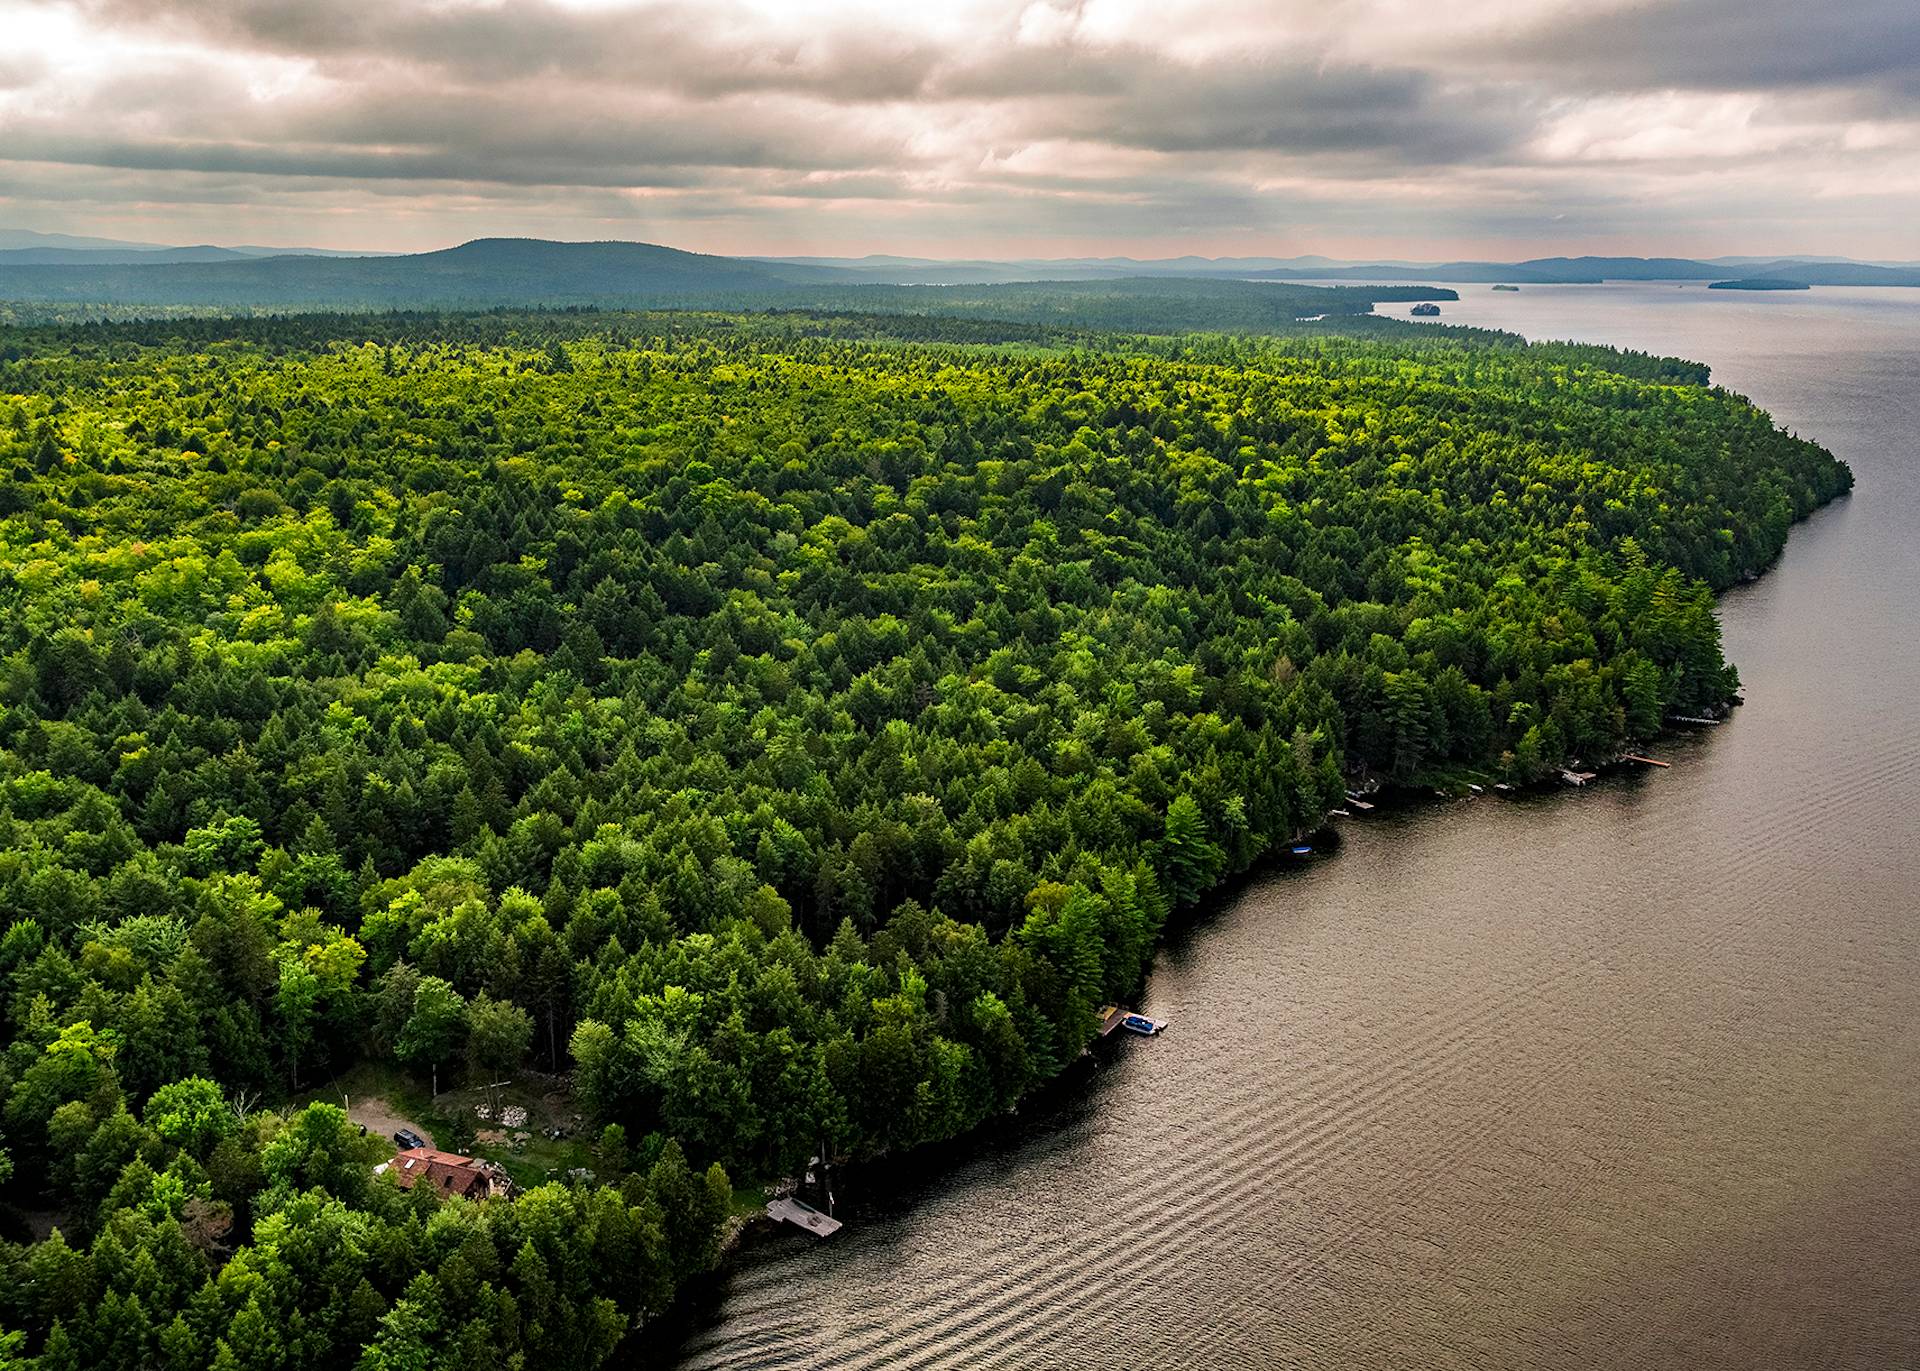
[1709,278,1812,291]
[1492,284,1520,291]
[1411,301,1442,315]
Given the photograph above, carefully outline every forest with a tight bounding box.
[0,309,1850,1367]
[0,251,1456,341]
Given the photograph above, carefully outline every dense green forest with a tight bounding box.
[738,278,1453,335]
[0,310,1849,1367]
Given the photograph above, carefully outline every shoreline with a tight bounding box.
[659,694,1763,1354]
[657,535,1807,1358]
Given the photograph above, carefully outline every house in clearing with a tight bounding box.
[377,1147,512,1200]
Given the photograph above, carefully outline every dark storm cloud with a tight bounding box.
[3,0,1918,254]
[5,0,1531,216]
[1,30,913,186]
[49,0,1522,164]
[1495,0,1920,100]
[1026,60,1528,161]
[67,0,950,100]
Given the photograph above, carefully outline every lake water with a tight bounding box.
[667,285,1920,1370]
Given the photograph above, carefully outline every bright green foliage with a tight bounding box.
[464,992,532,1085]
[395,977,465,1076]
[1159,794,1225,906]
[0,310,1849,1367]
[140,1077,231,1157]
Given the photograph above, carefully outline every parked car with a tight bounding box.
[393,1128,427,1151]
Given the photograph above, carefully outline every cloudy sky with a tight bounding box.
[1,0,1917,258]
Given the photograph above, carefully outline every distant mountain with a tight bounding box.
[0,237,851,308]
[1515,256,1727,280]
[5,237,1917,313]
[3,238,1410,305]
[1746,261,1920,286]
[1254,261,1593,284]
[1706,254,1864,267]
[0,228,170,252]
[0,245,255,266]
[0,229,397,264]
[225,245,396,258]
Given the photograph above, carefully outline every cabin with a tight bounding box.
[378,1147,513,1200]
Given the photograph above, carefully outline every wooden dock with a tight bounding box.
[1621,754,1671,768]
[1666,714,1722,726]
[767,1197,843,1238]
[1559,770,1598,787]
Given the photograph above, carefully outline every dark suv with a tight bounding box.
[393,1128,427,1151]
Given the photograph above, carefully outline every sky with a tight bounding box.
[1,0,1917,260]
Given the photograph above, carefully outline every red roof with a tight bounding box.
[390,1147,495,1199]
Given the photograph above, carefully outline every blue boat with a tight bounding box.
[1120,1013,1165,1036]
[1290,844,1314,856]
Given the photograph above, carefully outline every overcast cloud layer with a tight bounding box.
[0,0,1916,257]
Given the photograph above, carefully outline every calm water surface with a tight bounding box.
[668,285,1920,1370]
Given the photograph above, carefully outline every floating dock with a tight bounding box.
[767,1197,843,1238]
[1560,770,1599,787]
[1666,714,1722,726]
[1621,754,1671,768]
[1345,798,1375,812]
[1097,1005,1168,1038]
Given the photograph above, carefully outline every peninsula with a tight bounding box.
[0,290,1851,1367]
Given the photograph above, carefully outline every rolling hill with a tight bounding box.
[0,237,844,308]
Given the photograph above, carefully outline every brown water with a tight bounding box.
[668,285,1920,1370]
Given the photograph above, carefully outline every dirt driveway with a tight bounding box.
[342,1094,436,1151]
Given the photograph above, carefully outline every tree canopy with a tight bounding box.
[0,309,1849,1367]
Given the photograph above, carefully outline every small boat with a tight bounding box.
[1098,1005,1167,1038]
[1289,844,1314,856]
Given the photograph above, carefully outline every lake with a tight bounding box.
[667,284,1920,1370]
